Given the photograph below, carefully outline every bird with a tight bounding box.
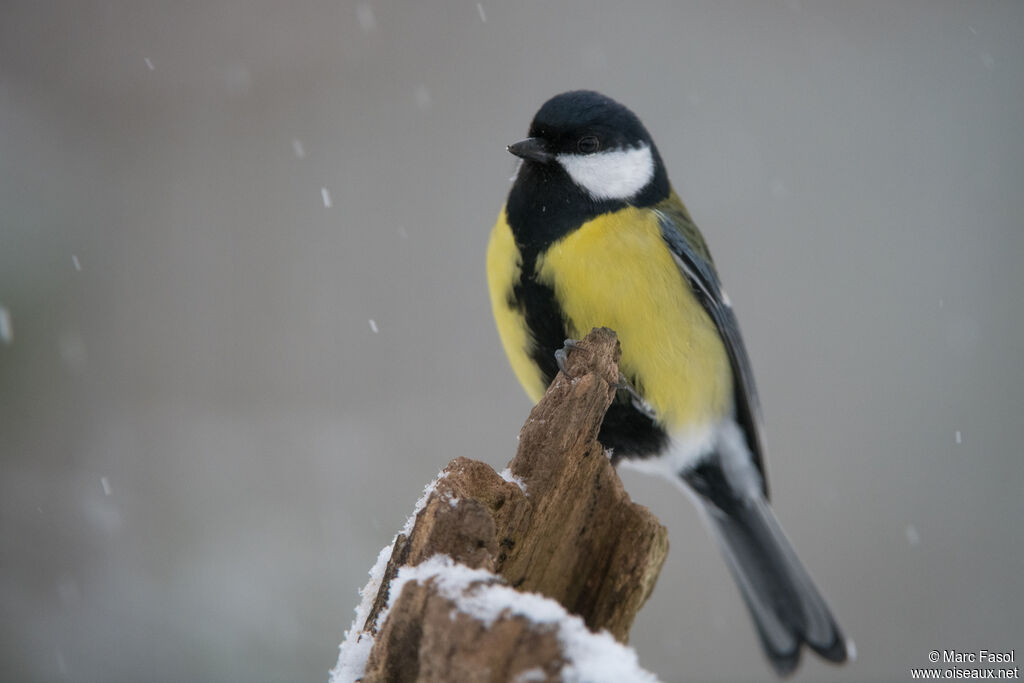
[485,90,847,675]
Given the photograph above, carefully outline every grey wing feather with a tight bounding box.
[655,210,770,496]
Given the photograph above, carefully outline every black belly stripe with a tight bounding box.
[509,251,669,462]
[511,263,566,390]
[600,397,670,462]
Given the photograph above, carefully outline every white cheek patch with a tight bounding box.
[556,144,655,201]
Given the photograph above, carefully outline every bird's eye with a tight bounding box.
[577,136,600,154]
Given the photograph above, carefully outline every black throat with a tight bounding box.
[505,161,619,272]
[504,155,669,269]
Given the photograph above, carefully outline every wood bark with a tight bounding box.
[358,328,669,681]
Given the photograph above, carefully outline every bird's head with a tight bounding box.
[508,90,668,205]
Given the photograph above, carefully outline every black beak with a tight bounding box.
[507,137,553,164]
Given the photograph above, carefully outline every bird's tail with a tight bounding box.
[694,490,847,675]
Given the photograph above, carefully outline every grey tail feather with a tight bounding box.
[700,494,847,676]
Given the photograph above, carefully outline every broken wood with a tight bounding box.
[338,328,669,682]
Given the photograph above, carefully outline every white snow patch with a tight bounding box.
[382,556,498,625]
[321,187,333,208]
[557,608,660,680]
[356,4,376,32]
[436,487,460,509]
[476,2,487,22]
[144,57,154,71]
[101,477,112,496]
[402,468,450,536]
[514,667,546,682]
[291,138,306,159]
[905,524,919,546]
[376,555,660,683]
[332,542,393,683]
[368,319,379,334]
[332,627,374,683]
[499,467,527,494]
[72,254,81,271]
[332,469,451,683]
[0,306,11,344]
[955,430,962,444]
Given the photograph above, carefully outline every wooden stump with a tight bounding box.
[337,328,669,682]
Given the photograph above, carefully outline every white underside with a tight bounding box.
[616,418,763,498]
[616,421,716,485]
[557,144,654,201]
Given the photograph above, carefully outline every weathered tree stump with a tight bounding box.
[334,328,669,682]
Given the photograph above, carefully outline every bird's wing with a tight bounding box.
[654,196,769,496]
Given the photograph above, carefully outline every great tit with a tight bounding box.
[486,90,847,675]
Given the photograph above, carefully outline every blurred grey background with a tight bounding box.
[2,1,1022,681]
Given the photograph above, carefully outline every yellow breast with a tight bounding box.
[486,206,732,431]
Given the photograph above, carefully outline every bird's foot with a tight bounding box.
[556,338,657,420]
[554,338,581,375]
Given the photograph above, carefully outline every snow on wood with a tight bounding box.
[332,328,668,682]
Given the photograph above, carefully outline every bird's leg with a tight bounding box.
[553,338,581,375]
[555,338,657,420]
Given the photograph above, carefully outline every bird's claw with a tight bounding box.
[555,338,658,420]
[554,338,581,375]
